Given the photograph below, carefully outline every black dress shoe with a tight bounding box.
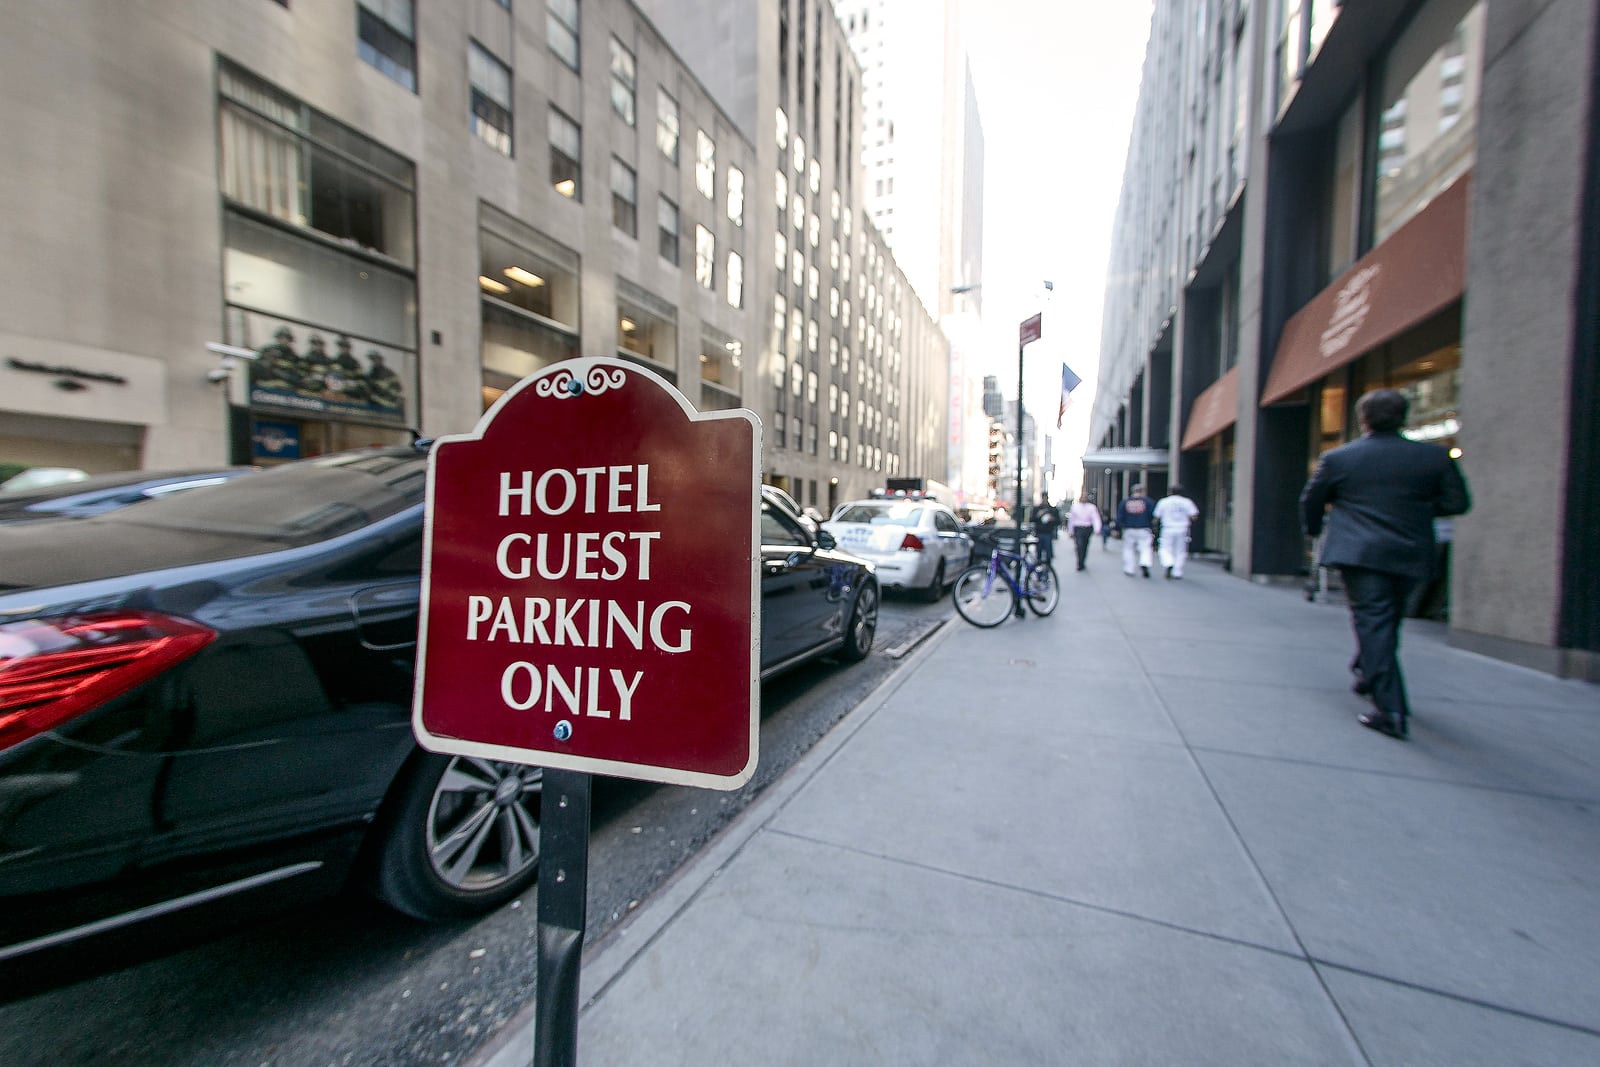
[1141,564,1151,578]
[1357,711,1406,739]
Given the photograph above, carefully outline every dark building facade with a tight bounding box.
[1091,0,1599,681]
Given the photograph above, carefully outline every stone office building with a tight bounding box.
[0,0,946,513]
[1088,0,1600,680]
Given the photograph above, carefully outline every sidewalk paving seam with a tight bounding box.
[760,824,1316,962]
[576,616,962,1011]
[1182,743,1600,804]
[1311,958,1600,1039]
[464,627,957,1067]
[1109,601,1380,1066]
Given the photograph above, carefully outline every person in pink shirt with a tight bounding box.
[1066,494,1102,571]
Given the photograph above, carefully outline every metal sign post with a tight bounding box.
[412,357,761,1066]
[533,768,591,1067]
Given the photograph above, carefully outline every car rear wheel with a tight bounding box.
[922,560,946,602]
[839,581,878,661]
[370,753,542,920]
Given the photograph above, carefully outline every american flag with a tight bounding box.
[1057,363,1082,428]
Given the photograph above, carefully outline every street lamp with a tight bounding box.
[951,281,1052,555]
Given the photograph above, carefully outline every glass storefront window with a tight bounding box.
[699,328,742,411]
[478,224,580,408]
[616,297,677,373]
[219,63,416,266]
[224,213,416,350]
[481,302,578,408]
[1373,1,1484,244]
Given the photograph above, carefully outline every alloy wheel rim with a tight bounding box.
[855,587,878,649]
[425,757,542,892]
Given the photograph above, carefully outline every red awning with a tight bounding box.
[1180,366,1239,450]
[1260,173,1470,406]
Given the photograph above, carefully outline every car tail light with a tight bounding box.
[898,533,926,552]
[0,611,216,752]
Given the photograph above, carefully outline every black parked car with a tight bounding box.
[0,447,876,968]
[0,467,258,524]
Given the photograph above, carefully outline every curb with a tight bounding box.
[467,615,961,1067]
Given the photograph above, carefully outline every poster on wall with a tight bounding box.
[227,307,412,425]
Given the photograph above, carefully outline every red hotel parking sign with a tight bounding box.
[413,358,760,790]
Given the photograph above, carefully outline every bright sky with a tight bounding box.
[959,0,1153,499]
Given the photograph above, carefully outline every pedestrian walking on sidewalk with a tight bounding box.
[1066,494,1101,571]
[1117,484,1157,577]
[1300,388,1471,740]
[1153,485,1200,579]
[1031,494,1062,565]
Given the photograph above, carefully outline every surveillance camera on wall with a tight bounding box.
[206,367,232,384]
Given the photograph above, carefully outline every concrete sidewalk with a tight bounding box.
[477,547,1600,1066]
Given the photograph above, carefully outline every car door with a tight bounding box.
[760,501,836,668]
[934,509,971,576]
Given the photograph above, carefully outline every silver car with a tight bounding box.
[822,498,972,601]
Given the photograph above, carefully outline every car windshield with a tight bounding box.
[107,450,427,543]
[833,502,924,525]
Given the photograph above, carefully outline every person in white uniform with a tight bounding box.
[1153,484,1201,579]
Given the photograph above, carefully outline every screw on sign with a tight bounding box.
[412,357,760,1067]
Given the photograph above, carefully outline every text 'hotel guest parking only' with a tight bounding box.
[412,358,761,791]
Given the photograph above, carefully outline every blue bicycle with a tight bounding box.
[951,540,1060,627]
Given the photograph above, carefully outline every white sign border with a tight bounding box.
[411,356,762,791]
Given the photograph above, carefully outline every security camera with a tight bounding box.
[207,367,232,384]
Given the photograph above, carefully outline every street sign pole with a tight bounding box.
[1016,313,1043,585]
[533,768,592,1067]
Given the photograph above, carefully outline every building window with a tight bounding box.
[695,225,714,288]
[1372,2,1484,244]
[610,157,637,236]
[727,167,745,226]
[807,212,819,248]
[775,107,788,150]
[791,194,803,231]
[658,195,679,264]
[616,295,677,376]
[727,251,743,308]
[219,61,416,264]
[657,89,679,162]
[549,108,581,199]
[479,225,580,409]
[806,369,817,403]
[357,0,416,91]
[609,37,636,125]
[807,422,817,455]
[700,328,742,410]
[775,170,787,210]
[808,158,820,194]
[792,136,804,174]
[791,249,803,287]
[469,42,513,156]
[774,231,787,272]
[547,0,579,71]
[696,130,716,199]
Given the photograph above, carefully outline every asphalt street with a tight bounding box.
[0,592,951,1067]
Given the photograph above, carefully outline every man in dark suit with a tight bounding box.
[1300,389,1471,739]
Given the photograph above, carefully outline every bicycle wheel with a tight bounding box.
[952,565,1016,627]
[1024,562,1061,616]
